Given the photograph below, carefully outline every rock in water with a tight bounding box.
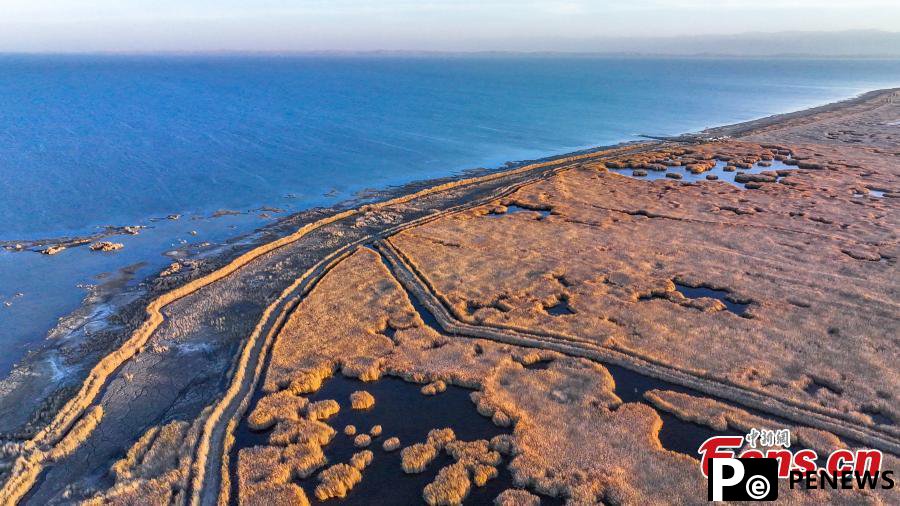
[89,241,124,252]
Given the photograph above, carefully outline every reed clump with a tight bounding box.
[350,391,375,410]
[349,450,373,470]
[421,380,447,396]
[426,427,456,449]
[268,418,335,447]
[446,439,501,468]
[306,399,340,421]
[423,462,471,506]
[314,463,363,500]
[282,441,327,479]
[283,363,334,395]
[494,489,540,506]
[237,446,290,500]
[401,443,439,473]
[247,390,308,430]
[382,437,401,452]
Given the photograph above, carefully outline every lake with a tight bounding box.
[1,54,899,375]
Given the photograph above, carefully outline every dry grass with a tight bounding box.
[243,484,309,506]
[445,440,501,468]
[480,358,704,503]
[109,425,160,482]
[110,421,189,482]
[350,390,375,410]
[421,380,447,396]
[314,463,363,500]
[47,406,104,462]
[268,418,335,447]
[233,191,900,504]
[349,450,373,470]
[390,139,899,419]
[282,441,327,479]
[285,365,333,395]
[246,390,308,430]
[423,462,471,506]
[399,427,459,474]
[306,399,340,421]
[401,442,439,474]
[494,489,540,506]
[353,434,371,448]
[237,446,289,500]
[82,417,206,505]
[426,428,456,449]
[382,437,401,452]
[82,479,175,506]
[470,464,498,487]
[489,435,516,456]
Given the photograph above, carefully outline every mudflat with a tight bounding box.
[0,90,897,505]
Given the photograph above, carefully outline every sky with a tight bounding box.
[1,1,899,52]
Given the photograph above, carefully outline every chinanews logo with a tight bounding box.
[699,429,895,502]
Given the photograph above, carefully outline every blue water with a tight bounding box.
[1,55,899,376]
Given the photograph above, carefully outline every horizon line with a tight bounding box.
[2,29,899,58]
[2,50,900,59]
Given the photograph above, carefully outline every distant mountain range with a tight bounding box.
[251,30,900,58]
[467,30,900,58]
[14,30,897,57]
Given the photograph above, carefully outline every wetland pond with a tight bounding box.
[608,159,797,188]
[231,375,568,505]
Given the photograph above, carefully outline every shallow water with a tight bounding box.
[543,298,576,316]
[487,205,552,219]
[603,363,745,455]
[228,369,736,504]
[674,284,750,316]
[0,210,276,374]
[3,55,900,377]
[230,375,522,505]
[385,272,745,459]
[608,159,796,188]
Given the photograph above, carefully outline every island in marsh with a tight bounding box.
[0,89,897,505]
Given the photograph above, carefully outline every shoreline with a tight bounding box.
[2,137,659,505]
[155,87,898,504]
[0,138,651,438]
[1,83,889,252]
[1,87,895,428]
[0,87,897,503]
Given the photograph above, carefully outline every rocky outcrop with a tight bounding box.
[89,241,124,252]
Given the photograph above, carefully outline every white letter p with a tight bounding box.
[711,458,744,501]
